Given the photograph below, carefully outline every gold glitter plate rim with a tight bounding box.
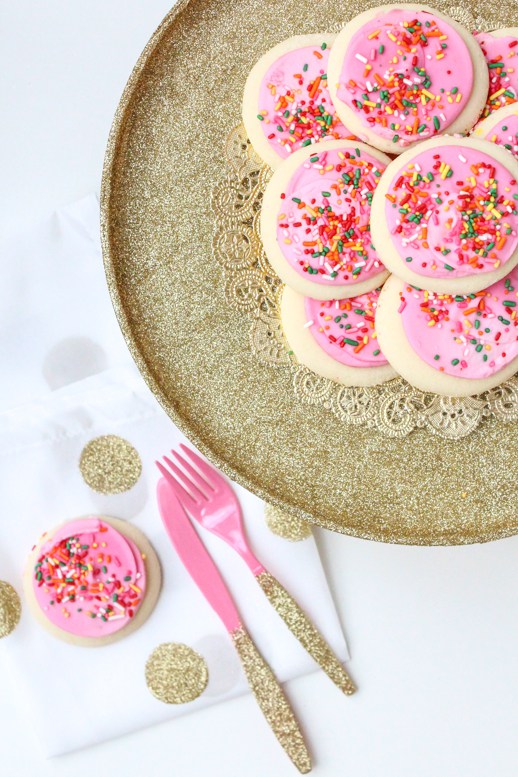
[100,0,518,547]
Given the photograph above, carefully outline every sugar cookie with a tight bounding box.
[242,35,357,170]
[24,516,161,646]
[371,136,518,294]
[474,28,518,118]
[375,270,518,396]
[327,4,488,154]
[261,139,391,300]
[473,103,518,161]
[281,285,396,386]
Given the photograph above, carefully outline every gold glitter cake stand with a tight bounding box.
[101,0,518,546]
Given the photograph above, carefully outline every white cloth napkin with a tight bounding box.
[0,198,350,757]
[0,194,129,410]
[0,367,348,756]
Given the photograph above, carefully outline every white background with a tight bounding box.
[1,2,517,775]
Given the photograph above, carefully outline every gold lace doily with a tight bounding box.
[212,8,518,441]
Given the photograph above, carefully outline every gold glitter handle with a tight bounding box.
[231,625,311,774]
[256,571,356,696]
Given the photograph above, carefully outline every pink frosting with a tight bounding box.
[276,145,387,287]
[398,267,518,378]
[385,144,518,279]
[478,110,518,160]
[256,39,356,160]
[475,31,518,117]
[32,517,147,638]
[305,290,388,367]
[336,8,474,147]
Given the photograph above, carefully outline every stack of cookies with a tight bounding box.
[242,3,518,397]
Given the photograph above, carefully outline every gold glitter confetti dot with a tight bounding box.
[145,643,208,704]
[0,581,21,638]
[264,503,312,542]
[80,435,142,494]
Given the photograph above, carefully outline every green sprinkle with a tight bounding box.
[451,359,460,366]
[502,300,516,307]
[344,338,359,346]
[434,355,440,361]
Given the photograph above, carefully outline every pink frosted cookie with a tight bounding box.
[24,516,161,646]
[376,270,518,396]
[281,285,396,386]
[474,28,518,118]
[242,35,357,170]
[327,4,488,155]
[371,136,518,294]
[261,139,391,300]
[473,104,518,161]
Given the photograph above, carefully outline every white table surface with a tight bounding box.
[1,3,517,775]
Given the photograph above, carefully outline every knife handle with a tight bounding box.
[231,624,312,774]
[256,571,356,696]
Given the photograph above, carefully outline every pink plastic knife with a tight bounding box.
[155,473,312,774]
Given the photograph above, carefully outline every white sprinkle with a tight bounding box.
[355,53,368,64]
[303,320,314,328]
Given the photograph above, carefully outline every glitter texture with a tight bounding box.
[100,0,518,545]
[265,503,312,542]
[145,643,208,704]
[257,571,355,695]
[231,625,311,774]
[80,435,142,494]
[0,581,21,638]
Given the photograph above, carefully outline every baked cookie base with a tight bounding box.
[23,516,162,647]
[261,138,391,300]
[327,3,489,155]
[281,285,397,386]
[371,135,518,294]
[242,33,338,171]
[375,274,518,396]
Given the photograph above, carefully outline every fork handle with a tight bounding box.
[256,570,356,696]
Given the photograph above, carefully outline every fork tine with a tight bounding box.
[156,459,200,506]
[179,444,223,490]
[172,449,216,493]
[163,455,209,503]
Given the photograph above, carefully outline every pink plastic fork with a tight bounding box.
[159,444,356,696]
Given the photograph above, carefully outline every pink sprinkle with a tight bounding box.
[398,300,407,313]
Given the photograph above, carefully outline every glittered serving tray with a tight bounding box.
[101,0,518,545]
